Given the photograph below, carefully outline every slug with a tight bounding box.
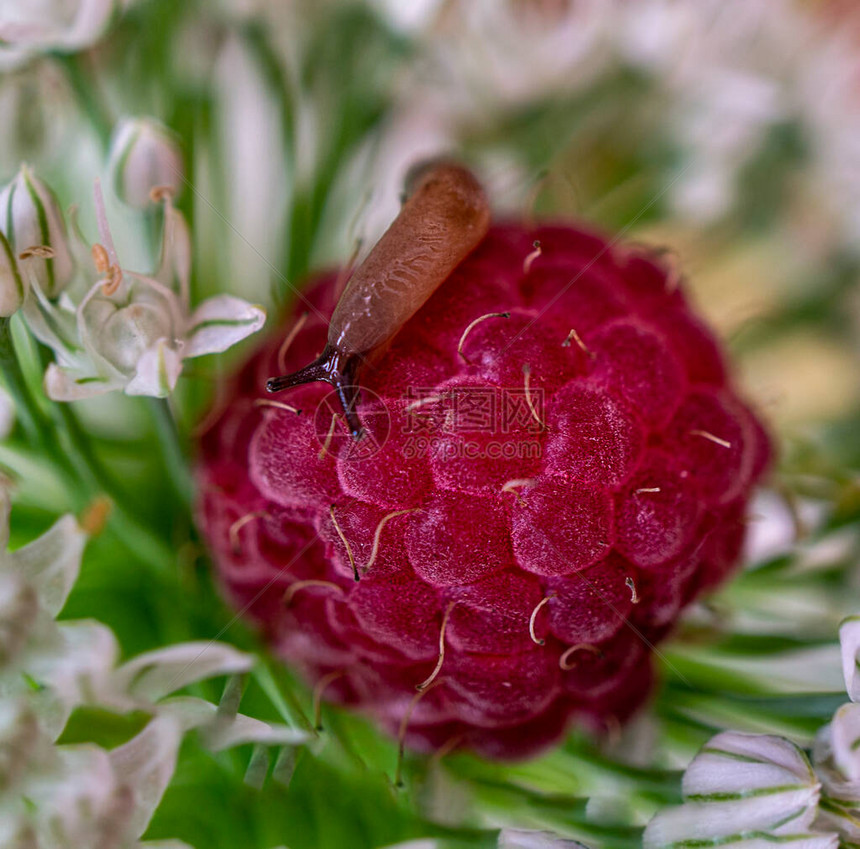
[266,160,491,438]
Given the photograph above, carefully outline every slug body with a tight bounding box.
[267,162,491,438]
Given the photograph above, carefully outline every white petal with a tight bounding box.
[28,744,123,844]
[682,732,817,799]
[185,295,266,358]
[498,828,589,848]
[840,617,860,701]
[378,843,443,849]
[0,571,38,667]
[44,362,117,401]
[26,621,123,735]
[0,229,25,316]
[138,841,197,849]
[0,386,15,440]
[645,809,837,849]
[124,340,183,397]
[158,696,309,750]
[644,731,824,849]
[9,514,86,616]
[114,642,254,701]
[829,703,860,785]
[108,715,184,839]
[58,0,116,50]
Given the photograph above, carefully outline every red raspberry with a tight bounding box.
[195,222,771,760]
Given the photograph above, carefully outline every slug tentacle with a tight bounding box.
[266,161,491,439]
[266,344,364,439]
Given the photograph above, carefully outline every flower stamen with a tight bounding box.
[18,245,55,260]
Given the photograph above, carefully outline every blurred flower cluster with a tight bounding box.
[0,478,307,847]
[0,0,859,847]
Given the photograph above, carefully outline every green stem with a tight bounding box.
[0,318,81,487]
[147,397,193,508]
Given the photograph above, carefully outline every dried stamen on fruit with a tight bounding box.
[318,413,341,461]
[562,327,595,360]
[528,595,554,646]
[229,510,268,553]
[522,363,545,429]
[253,399,302,415]
[329,505,358,582]
[430,732,465,765]
[417,602,457,691]
[625,576,640,604]
[283,579,346,606]
[405,393,445,414]
[523,240,542,274]
[276,312,309,373]
[635,487,662,494]
[395,679,445,786]
[313,670,346,731]
[501,477,536,506]
[457,311,511,363]
[363,508,420,576]
[559,643,600,670]
[690,429,732,449]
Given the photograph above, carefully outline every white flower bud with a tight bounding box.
[0,0,115,64]
[0,165,75,298]
[645,731,837,849]
[109,118,184,209]
[0,230,25,316]
[840,617,860,702]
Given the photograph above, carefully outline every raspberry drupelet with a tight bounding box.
[196,221,771,760]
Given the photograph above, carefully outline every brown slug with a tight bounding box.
[266,160,491,438]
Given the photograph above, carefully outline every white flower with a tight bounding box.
[644,731,837,849]
[0,0,116,68]
[839,616,860,701]
[108,117,185,209]
[0,477,310,845]
[27,179,266,400]
[0,164,75,299]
